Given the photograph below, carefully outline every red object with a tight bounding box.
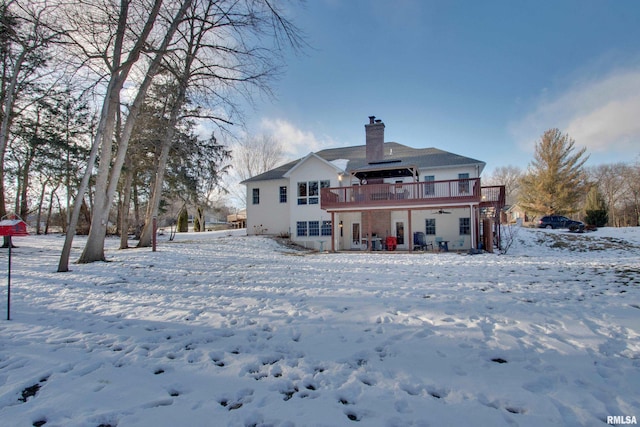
[0,219,29,236]
[386,236,397,251]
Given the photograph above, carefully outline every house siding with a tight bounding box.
[286,155,338,249]
[246,179,289,236]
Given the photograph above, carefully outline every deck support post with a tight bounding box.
[470,204,476,249]
[408,209,413,252]
[367,211,372,251]
[331,212,336,252]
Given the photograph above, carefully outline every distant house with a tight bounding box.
[242,116,504,251]
[505,204,531,226]
[227,209,247,229]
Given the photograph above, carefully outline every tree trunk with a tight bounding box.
[119,159,134,249]
[19,150,34,219]
[0,169,7,248]
[13,168,21,214]
[35,178,50,235]
[0,49,28,248]
[80,0,193,262]
[59,0,163,269]
[138,35,195,246]
[58,82,118,270]
[79,71,126,262]
[195,206,205,232]
[133,181,141,236]
[45,186,59,235]
[138,125,176,247]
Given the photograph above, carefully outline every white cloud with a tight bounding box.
[258,118,338,160]
[510,67,640,160]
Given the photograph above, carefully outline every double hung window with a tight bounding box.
[296,221,308,236]
[309,221,320,236]
[459,218,470,235]
[425,218,436,235]
[321,221,332,236]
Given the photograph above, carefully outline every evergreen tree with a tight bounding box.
[584,186,608,227]
[177,207,188,232]
[519,129,589,216]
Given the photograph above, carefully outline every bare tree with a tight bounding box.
[483,165,522,206]
[82,0,194,263]
[134,0,300,246]
[620,162,640,226]
[227,133,285,207]
[0,0,64,244]
[58,0,164,270]
[55,0,196,269]
[56,0,303,265]
[234,134,285,182]
[586,163,626,226]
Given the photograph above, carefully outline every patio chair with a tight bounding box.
[435,237,448,252]
[413,232,433,251]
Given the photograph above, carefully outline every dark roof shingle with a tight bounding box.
[241,142,485,183]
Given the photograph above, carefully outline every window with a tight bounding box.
[459,217,470,235]
[458,173,470,194]
[297,220,331,237]
[424,175,435,196]
[296,221,307,237]
[309,181,319,204]
[279,186,287,203]
[297,182,307,205]
[252,188,260,204]
[321,220,332,236]
[298,180,331,205]
[425,218,436,235]
[309,221,320,236]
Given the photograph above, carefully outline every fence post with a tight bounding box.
[7,236,11,320]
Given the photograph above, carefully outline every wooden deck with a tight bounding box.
[321,178,487,211]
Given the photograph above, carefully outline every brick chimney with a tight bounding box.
[365,116,384,163]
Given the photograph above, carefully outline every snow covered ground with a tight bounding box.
[0,226,639,427]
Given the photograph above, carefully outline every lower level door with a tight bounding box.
[395,221,406,249]
[351,222,361,249]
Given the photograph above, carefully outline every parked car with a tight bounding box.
[537,215,585,232]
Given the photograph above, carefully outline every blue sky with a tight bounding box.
[245,0,640,175]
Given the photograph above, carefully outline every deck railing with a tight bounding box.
[321,178,482,210]
[480,185,506,207]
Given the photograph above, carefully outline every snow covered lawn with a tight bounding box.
[1,227,639,427]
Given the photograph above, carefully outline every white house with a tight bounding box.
[242,117,505,252]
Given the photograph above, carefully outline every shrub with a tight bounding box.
[177,208,189,232]
[585,209,608,227]
[584,186,608,227]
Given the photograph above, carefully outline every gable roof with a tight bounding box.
[241,142,485,183]
[282,152,345,178]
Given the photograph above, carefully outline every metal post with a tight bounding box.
[152,216,157,252]
[7,236,11,321]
